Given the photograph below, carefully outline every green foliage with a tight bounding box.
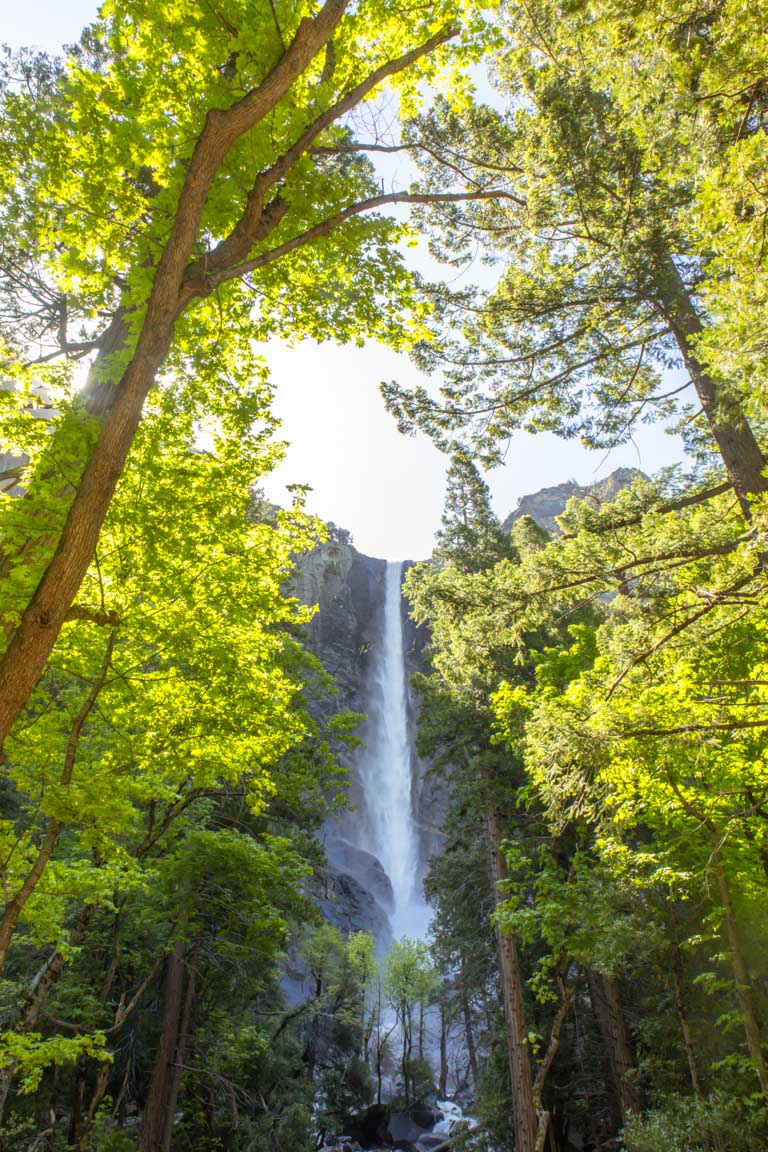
[623,1092,768,1152]
[385,0,768,477]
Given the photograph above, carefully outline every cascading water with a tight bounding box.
[358,561,427,938]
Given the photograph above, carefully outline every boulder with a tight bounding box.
[345,1102,391,1148]
[388,1106,443,1146]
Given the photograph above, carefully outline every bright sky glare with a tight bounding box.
[7,3,686,559]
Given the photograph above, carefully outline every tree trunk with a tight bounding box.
[486,809,537,1152]
[709,828,768,1091]
[160,961,196,1152]
[587,971,639,1125]
[671,948,703,1100]
[376,984,383,1106]
[402,1002,412,1105]
[140,942,195,1152]
[461,988,479,1087]
[439,1001,449,1099]
[0,0,351,752]
[67,1059,88,1147]
[533,971,574,1152]
[656,258,768,524]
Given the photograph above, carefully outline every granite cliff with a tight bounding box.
[295,467,642,946]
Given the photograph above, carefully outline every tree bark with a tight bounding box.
[656,258,768,524]
[587,971,639,1126]
[140,942,195,1152]
[0,0,351,751]
[0,5,487,755]
[486,809,537,1152]
[709,828,768,1091]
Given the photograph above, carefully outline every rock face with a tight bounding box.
[293,538,385,722]
[293,540,397,944]
[294,468,644,947]
[501,467,645,536]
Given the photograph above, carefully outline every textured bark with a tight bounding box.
[0,7,494,755]
[140,942,194,1152]
[656,259,768,522]
[588,971,639,1125]
[709,829,768,1091]
[160,960,196,1152]
[486,810,537,1152]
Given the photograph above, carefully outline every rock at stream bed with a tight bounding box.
[388,1106,443,1146]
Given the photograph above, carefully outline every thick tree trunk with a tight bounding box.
[486,810,537,1152]
[588,971,639,1125]
[709,828,768,1091]
[160,961,196,1152]
[0,0,350,752]
[140,942,194,1152]
[656,258,767,523]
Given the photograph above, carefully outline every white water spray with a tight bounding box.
[359,561,426,937]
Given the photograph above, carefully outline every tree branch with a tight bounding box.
[64,604,121,627]
[209,189,524,289]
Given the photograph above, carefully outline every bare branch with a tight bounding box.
[64,604,121,627]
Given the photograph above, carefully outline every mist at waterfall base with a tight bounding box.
[357,561,432,941]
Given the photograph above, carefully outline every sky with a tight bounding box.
[6,3,686,560]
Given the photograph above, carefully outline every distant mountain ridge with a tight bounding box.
[501,466,646,536]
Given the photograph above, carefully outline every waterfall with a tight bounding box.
[359,561,426,938]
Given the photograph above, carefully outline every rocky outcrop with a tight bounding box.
[293,539,385,718]
[501,467,645,536]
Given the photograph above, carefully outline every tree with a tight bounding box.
[405,462,541,1152]
[0,374,358,1131]
[0,0,508,748]
[433,448,512,573]
[383,937,437,1105]
[383,0,768,526]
